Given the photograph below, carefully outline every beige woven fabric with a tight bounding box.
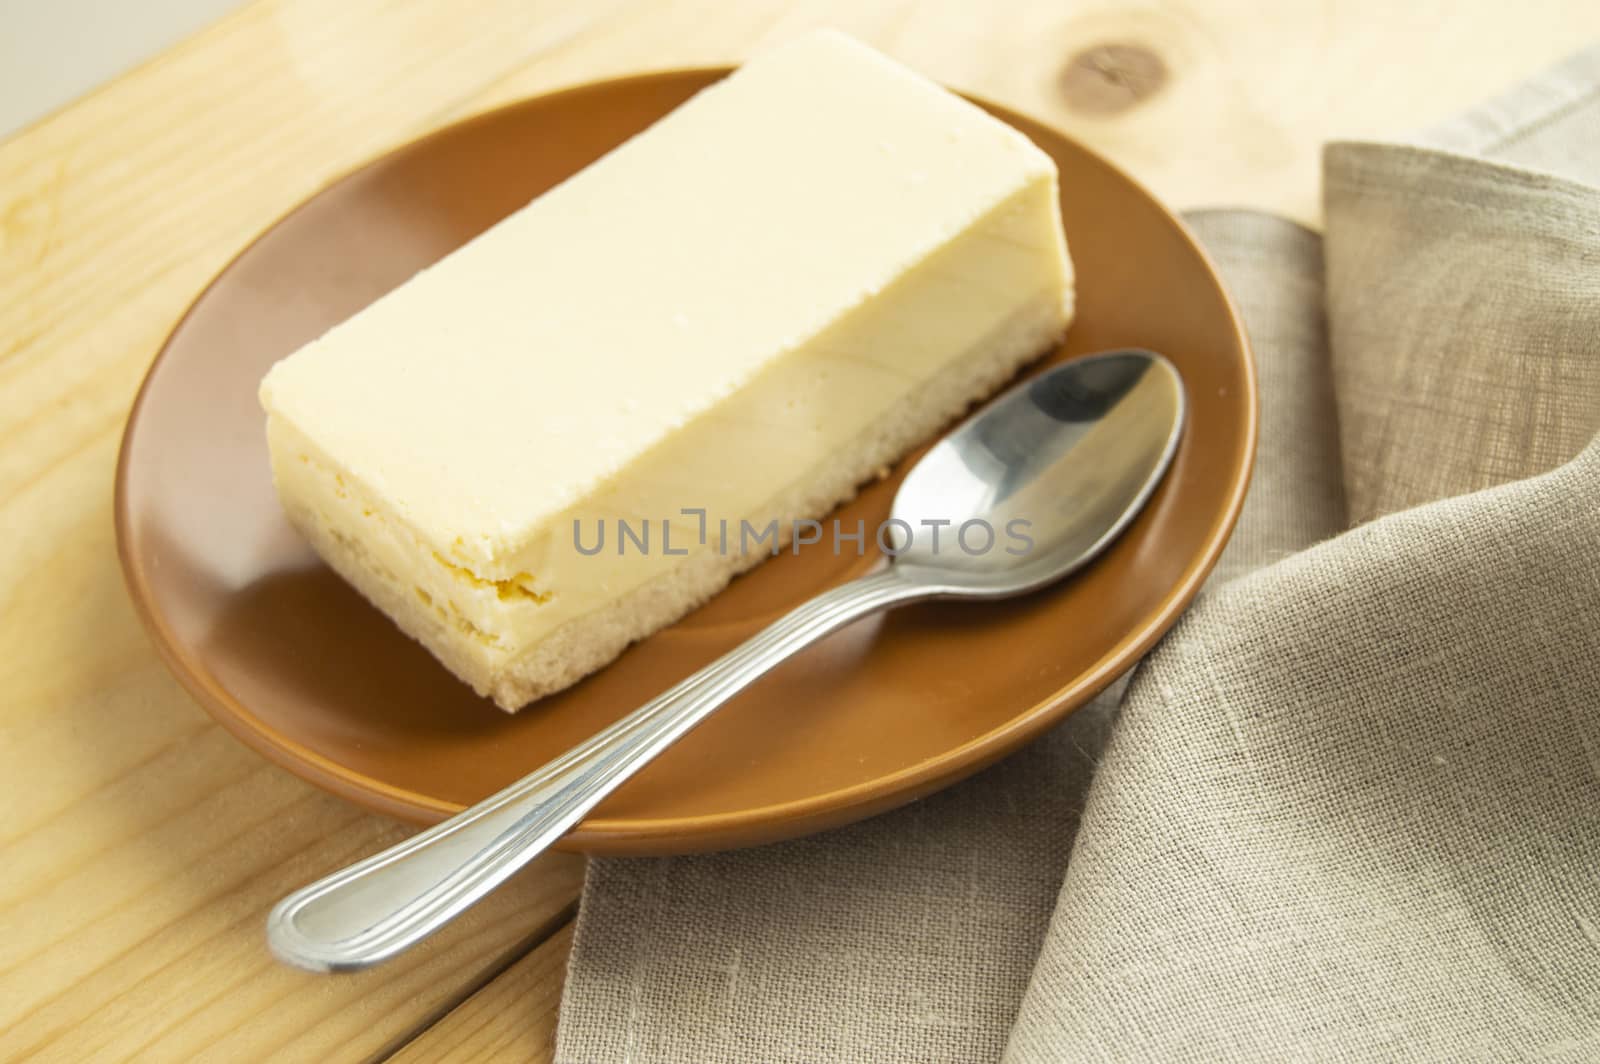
[558,46,1600,1063]
[1324,144,1600,524]
[1007,440,1600,1063]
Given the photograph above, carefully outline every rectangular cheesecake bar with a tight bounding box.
[260,29,1074,711]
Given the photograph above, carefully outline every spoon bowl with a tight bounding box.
[268,348,1186,972]
[892,349,1184,594]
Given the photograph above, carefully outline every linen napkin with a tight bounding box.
[557,45,1600,1062]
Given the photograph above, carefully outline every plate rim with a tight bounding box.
[114,66,1257,853]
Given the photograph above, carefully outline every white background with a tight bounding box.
[0,0,241,137]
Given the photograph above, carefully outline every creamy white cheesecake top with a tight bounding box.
[259,29,1058,576]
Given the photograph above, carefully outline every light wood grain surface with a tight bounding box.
[4,1,1598,1059]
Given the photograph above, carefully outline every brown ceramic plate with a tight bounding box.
[115,69,1254,855]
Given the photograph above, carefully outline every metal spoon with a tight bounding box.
[268,348,1185,972]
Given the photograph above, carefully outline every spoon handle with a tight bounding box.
[268,566,926,971]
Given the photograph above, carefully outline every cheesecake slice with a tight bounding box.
[260,29,1074,711]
